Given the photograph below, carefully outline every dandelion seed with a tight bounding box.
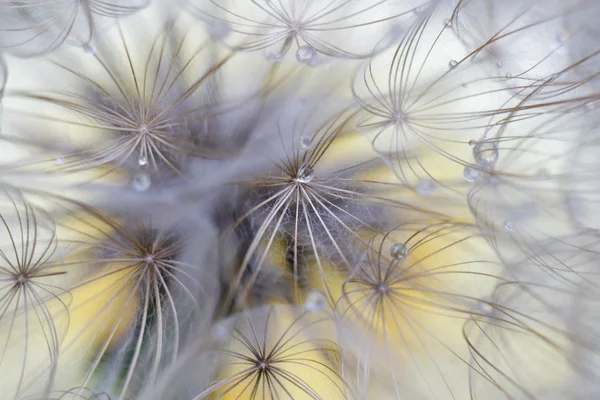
[184,0,419,62]
[194,306,347,399]
[4,19,237,182]
[0,189,69,399]
[0,0,150,56]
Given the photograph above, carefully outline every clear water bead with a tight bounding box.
[132,172,151,191]
[138,156,147,166]
[305,291,327,312]
[416,179,436,196]
[448,60,458,69]
[296,45,317,65]
[55,156,65,165]
[390,242,408,260]
[267,34,293,62]
[83,44,94,55]
[463,165,481,183]
[296,165,314,182]
[503,220,515,232]
[468,139,477,147]
[473,140,498,168]
[300,135,311,149]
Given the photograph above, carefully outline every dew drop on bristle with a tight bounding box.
[300,136,311,149]
[503,221,515,232]
[390,242,408,260]
[83,44,94,55]
[55,156,64,165]
[296,165,314,182]
[305,291,326,312]
[468,139,477,148]
[138,156,147,166]
[463,166,481,183]
[132,172,151,191]
[449,60,458,69]
[416,179,436,196]
[267,34,293,62]
[473,140,499,168]
[296,45,317,65]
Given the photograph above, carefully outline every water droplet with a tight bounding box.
[416,179,436,196]
[267,34,293,62]
[296,165,314,182]
[305,291,326,312]
[132,172,151,191]
[83,44,94,55]
[503,220,514,232]
[468,139,477,147]
[444,19,452,28]
[138,156,147,166]
[461,83,468,88]
[496,61,503,68]
[55,156,65,165]
[505,73,512,78]
[300,136,311,149]
[463,165,481,183]
[473,140,498,168]
[296,45,317,65]
[390,242,408,260]
[448,59,458,69]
